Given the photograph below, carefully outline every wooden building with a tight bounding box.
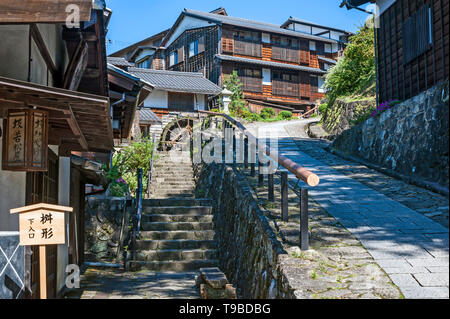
[109,29,169,70]
[110,8,351,115]
[0,0,116,299]
[127,68,222,143]
[343,0,449,102]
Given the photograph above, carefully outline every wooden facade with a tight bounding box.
[165,26,221,84]
[377,0,449,103]
[217,24,333,111]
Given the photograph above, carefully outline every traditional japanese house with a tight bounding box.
[109,29,169,70]
[342,0,449,102]
[107,61,153,146]
[0,0,115,299]
[127,68,222,143]
[157,8,348,115]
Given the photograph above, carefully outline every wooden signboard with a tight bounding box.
[11,203,73,299]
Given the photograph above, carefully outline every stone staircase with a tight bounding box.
[128,150,218,272]
[150,151,195,198]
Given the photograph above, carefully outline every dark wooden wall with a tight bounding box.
[377,0,449,103]
[165,26,221,84]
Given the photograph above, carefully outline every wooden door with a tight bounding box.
[168,92,195,111]
[26,148,59,299]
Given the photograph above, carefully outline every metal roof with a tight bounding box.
[215,55,327,75]
[107,57,135,67]
[318,56,338,65]
[107,63,141,82]
[128,67,222,95]
[139,108,162,124]
[168,9,338,45]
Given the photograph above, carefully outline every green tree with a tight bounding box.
[223,71,246,116]
[324,20,375,106]
[112,137,156,196]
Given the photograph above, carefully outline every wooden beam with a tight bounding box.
[29,24,58,80]
[0,0,93,23]
[64,106,88,151]
[63,40,88,90]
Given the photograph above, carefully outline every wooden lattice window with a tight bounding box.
[402,4,433,64]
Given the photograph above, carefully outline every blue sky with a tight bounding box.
[105,0,370,55]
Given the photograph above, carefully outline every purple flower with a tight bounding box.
[116,178,127,184]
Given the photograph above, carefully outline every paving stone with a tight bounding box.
[401,287,449,299]
[413,273,449,287]
[248,120,450,299]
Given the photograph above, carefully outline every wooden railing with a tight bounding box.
[299,105,319,119]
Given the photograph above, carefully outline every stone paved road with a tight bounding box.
[247,120,449,299]
[64,268,200,299]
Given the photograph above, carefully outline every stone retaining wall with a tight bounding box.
[195,163,297,299]
[331,82,449,188]
[322,97,376,136]
[84,197,130,262]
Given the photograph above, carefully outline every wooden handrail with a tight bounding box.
[299,106,319,119]
[199,111,320,187]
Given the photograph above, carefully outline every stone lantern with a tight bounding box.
[221,88,233,114]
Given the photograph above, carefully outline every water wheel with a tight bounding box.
[159,117,194,152]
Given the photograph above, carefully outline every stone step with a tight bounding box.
[151,187,196,193]
[130,249,217,262]
[143,206,212,215]
[152,178,196,184]
[128,259,219,272]
[140,230,215,240]
[141,221,213,231]
[143,198,213,207]
[150,193,195,198]
[136,239,216,250]
[143,214,213,223]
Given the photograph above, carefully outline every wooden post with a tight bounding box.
[258,160,264,187]
[244,137,249,169]
[39,245,47,299]
[300,188,309,251]
[251,163,256,177]
[268,174,274,201]
[281,172,288,222]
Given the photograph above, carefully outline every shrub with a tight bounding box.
[260,107,275,119]
[318,103,328,114]
[279,111,293,120]
[109,179,129,197]
[112,137,156,196]
[245,113,262,122]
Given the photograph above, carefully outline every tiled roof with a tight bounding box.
[318,56,338,65]
[182,9,338,44]
[281,16,352,34]
[128,67,222,95]
[107,57,135,67]
[215,55,327,75]
[139,108,162,124]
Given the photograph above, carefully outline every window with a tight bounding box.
[189,40,199,57]
[272,36,298,48]
[273,71,299,83]
[136,58,150,69]
[309,41,316,51]
[169,51,178,66]
[324,43,332,53]
[238,68,261,78]
[402,5,433,64]
[318,77,325,93]
[234,31,260,42]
